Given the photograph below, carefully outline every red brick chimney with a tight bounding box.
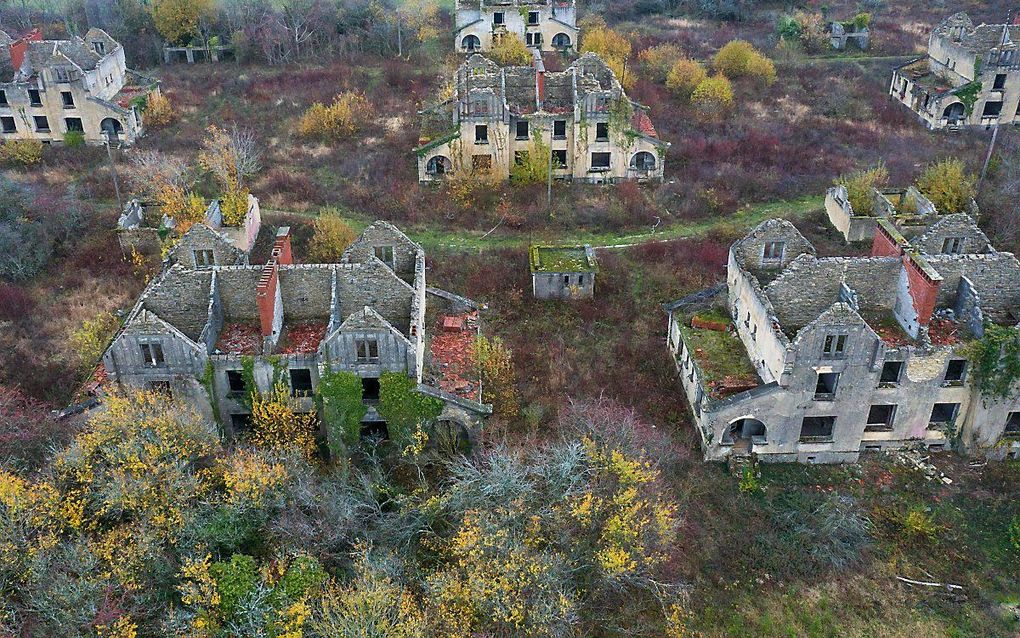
[902,253,942,329]
[272,226,293,265]
[9,29,42,72]
[256,259,280,338]
[871,218,907,257]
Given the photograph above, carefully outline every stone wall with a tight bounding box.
[174,224,246,268]
[732,218,814,279]
[343,222,421,278]
[142,268,214,339]
[926,253,1020,323]
[914,213,991,255]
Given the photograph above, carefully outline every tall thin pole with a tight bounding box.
[106,134,122,211]
[547,131,553,210]
[977,17,1013,196]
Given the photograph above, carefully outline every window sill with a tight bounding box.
[588,167,611,173]
[515,137,529,141]
[594,138,609,143]
[799,437,834,444]
[941,380,965,388]
[474,141,489,145]
[864,426,894,432]
[552,135,566,140]
[877,382,900,389]
[813,394,836,401]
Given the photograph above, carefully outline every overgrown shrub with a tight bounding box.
[297,92,371,141]
[638,43,684,83]
[691,74,735,117]
[916,157,977,214]
[834,163,889,214]
[0,139,43,166]
[62,130,85,148]
[665,58,708,99]
[69,312,120,369]
[580,24,634,88]
[308,207,357,262]
[143,91,174,127]
[489,34,532,65]
[713,40,776,86]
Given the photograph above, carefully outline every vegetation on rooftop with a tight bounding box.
[679,307,759,387]
[916,157,977,215]
[529,245,593,272]
[835,162,888,215]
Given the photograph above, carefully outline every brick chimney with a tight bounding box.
[272,226,293,265]
[871,218,907,258]
[9,29,42,72]
[902,253,941,329]
[256,259,283,343]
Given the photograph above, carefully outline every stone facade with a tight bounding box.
[0,28,157,145]
[455,0,578,53]
[415,53,668,183]
[103,222,490,441]
[666,218,1020,465]
[889,12,1019,129]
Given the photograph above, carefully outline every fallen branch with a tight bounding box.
[896,575,965,592]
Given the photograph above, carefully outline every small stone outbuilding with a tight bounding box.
[530,244,597,300]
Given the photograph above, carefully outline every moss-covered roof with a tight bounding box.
[529,245,597,273]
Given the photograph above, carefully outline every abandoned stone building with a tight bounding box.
[890,12,1019,129]
[824,183,979,243]
[0,28,157,145]
[530,244,597,299]
[415,53,668,183]
[666,218,1020,465]
[455,0,578,53]
[117,194,263,268]
[828,21,870,51]
[102,221,490,442]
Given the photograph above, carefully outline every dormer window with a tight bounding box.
[762,241,785,264]
[140,342,165,366]
[55,68,70,83]
[822,334,847,359]
[374,245,395,268]
[92,41,105,55]
[942,237,964,254]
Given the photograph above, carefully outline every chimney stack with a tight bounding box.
[256,259,282,342]
[272,226,293,265]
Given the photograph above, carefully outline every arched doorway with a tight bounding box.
[552,33,572,50]
[426,155,452,177]
[942,102,965,124]
[462,35,481,51]
[724,418,766,453]
[431,418,471,455]
[630,151,656,171]
[100,117,123,139]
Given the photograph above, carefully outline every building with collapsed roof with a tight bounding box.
[665,217,1020,465]
[890,12,1019,129]
[103,221,491,444]
[117,194,264,268]
[824,183,980,243]
[415,52,668,183]
[0,28,157,145]
[455,0,577,53]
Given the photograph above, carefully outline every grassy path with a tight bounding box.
[266,194,821,252]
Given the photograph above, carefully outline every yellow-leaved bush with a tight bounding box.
[298,92,371,141]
